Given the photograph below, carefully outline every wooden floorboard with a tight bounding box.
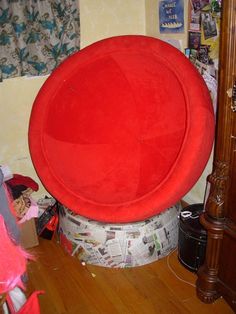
[26,238,234,314]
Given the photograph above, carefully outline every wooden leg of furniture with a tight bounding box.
[196,213,224,303]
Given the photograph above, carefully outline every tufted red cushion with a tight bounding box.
[29,35,215,223]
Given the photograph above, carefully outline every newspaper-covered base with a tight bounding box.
[58,203,181,268]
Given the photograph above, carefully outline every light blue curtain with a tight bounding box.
[0,0,80,81]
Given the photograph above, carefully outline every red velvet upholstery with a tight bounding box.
[29,35,215,223]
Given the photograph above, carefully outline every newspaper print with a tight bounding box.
[58,203,181,268]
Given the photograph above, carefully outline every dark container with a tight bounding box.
[36,202,59,240]
[178,203,207,272]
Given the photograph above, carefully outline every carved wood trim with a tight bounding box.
[196,0,236,306]
[205,160,230,218]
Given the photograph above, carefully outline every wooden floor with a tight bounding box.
[26,238,234,314]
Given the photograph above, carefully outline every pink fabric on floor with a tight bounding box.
[0,215,27,293]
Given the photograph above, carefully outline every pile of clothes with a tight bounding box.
[5,173,39,224]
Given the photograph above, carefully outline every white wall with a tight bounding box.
[80,0,146,48]
[0,75,49,197]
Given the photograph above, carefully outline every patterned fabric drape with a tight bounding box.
[0,0,80,81]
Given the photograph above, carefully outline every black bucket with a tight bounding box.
[178,203,207,272]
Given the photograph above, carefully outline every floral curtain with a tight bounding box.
[0,0,80,81]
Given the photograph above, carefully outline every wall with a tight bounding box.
[0,75,48,197]
[80,0,146,48]
[0,0,212,204]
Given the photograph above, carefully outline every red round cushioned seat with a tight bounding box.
[29,35,215,223]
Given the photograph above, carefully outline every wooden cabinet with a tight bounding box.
[196,1,236,312]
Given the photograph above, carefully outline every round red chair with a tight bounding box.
[29,35,214,223]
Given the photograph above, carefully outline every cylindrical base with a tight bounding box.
[58,203,181,268]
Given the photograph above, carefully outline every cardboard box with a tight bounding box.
[19,218,39,249]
